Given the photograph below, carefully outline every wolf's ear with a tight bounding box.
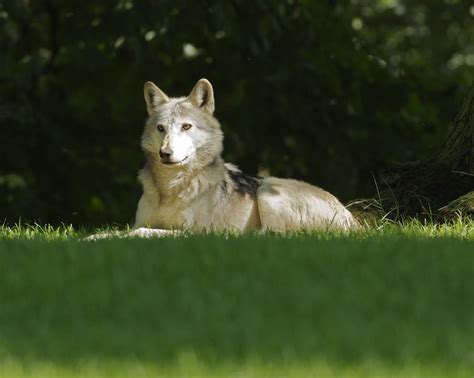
[188,78,215,114]
[144,81,169,114]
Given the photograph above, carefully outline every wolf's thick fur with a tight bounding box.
[132,79,358,235]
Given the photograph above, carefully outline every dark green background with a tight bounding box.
[1,0,473,226]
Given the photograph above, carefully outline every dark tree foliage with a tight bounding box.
[0,0,473,226]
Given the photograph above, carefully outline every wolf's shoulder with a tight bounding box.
[223,163,263,199]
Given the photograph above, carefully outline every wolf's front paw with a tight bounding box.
[83,231,124,241]
[128,227,178,238]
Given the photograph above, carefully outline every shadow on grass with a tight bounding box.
[0,236,473,369]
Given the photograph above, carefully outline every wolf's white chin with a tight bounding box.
[160,156,189,167]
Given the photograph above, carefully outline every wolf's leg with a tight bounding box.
[133,193,159,229]
[256,200,291,232]
[256,184,295,232]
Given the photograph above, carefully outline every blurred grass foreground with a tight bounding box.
[0,221,473,377]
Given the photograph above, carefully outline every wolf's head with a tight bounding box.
[141,79,223,170]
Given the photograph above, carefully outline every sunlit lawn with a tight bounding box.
[0,220,473,377]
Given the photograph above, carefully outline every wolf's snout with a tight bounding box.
[159,147,173,161]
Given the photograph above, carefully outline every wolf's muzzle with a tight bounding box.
[159,147,173,162]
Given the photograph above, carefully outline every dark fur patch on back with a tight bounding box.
[228,169,263,198]
[220,178,228,194]
[207,156,219,168]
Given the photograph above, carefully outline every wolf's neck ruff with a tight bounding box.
[145,152,228,201]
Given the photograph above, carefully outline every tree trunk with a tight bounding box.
[351,83,474,221]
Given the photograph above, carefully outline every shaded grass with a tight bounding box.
[0,221,473,377]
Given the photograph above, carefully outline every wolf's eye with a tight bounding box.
[182,123,192,131]
[157,124,165,132]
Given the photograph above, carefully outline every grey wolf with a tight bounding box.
[127,78,358,237]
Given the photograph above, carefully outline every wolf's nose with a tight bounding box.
[159,147,173,160]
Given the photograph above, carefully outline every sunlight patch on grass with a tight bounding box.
[0,223,80,240]
[0,356,470,378]
[0,216,473,240]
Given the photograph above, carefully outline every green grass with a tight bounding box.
[0,220,473,377]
